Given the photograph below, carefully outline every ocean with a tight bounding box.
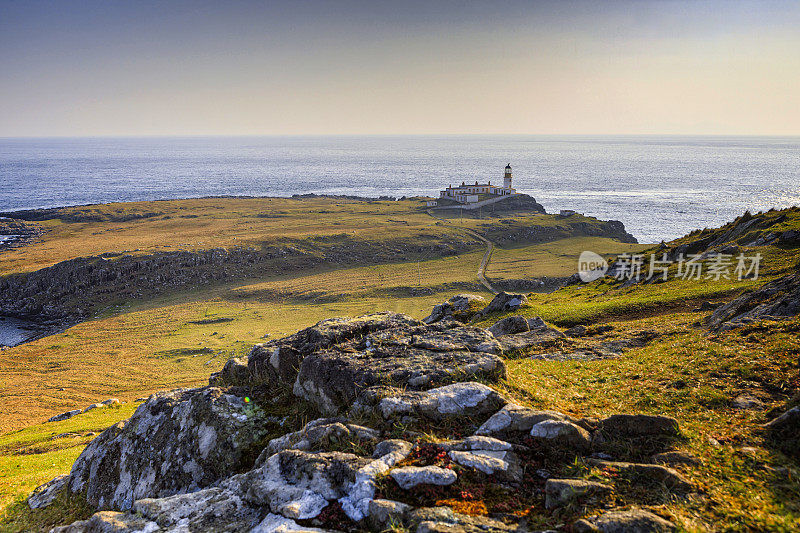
[1,135,799,243]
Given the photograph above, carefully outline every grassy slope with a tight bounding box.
[467,215,800,531]
[486,236,644,282]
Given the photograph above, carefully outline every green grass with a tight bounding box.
[496,315,800,531]
[0,404,137,533]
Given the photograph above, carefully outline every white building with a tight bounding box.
[439,164,516,204]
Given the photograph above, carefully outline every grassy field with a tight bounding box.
[485,236,645,282]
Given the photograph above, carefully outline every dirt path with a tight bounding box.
[426,210,499,295]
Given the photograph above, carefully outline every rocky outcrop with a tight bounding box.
[481,217,638,246]
[0,235,478,323]
[706,273,800,330]
[248,312,424,387]
[46,313,694,532]
[249,313,506,415]
[67,387,272,510]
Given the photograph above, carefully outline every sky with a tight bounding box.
[1,0,799,137]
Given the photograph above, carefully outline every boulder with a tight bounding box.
[529,420,592,451]
[408,507,520,533]
[249,312,424,386]
[423,294,487,324]
[475,404,575,438]
[67,387,272,510]
[764,406,800,456]
[706,273,800,331]
[209,356,250,387]
[448,449,522,482]
[251,513,331,533]
[82,403,103,413]
[544,478,612,509]
[27,475,68,510]
[589,509,677,532]
[475,292,529,318]
[587,460,693,492]
[764,406,800,433]
[368,499,411,531]
[293,327,505,415]
[488,316,529,337]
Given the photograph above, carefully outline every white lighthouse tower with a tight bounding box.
[504,164,513,190]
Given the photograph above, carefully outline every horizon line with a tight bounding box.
[3,133,800,140]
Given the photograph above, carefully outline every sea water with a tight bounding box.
[1,135,798,243]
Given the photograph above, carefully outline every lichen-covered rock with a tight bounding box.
[423,294,487,324]
[408,507,521,533]
[251,513,331,533]
[651,451,700,467]
[50,511,160,533]
[488,316,529,337]
[390,466,457,490]
[67,387,271,510]
[134,484,260,531]
[544,478,612,509]
[246,450,372,519]
[27,475,68,510]
[209,356,250,387]
[448,449,522,482]
[496,326,565,355]
[293,327,506,414]
[257,418,380,461]
[599,414,680,438]
[368,499,411,531]
[529,420,592,451]
[249,312,424,386]
[589,508,677,532]
[355,382,507,423]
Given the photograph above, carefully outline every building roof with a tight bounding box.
[505,163,511,169]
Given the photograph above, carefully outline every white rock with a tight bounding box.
[278,491,329,520]
[530,420,591,450]
[390,466,457,490]
[251,513,330,533]
[448,450,509,475]
[458,436,512,451]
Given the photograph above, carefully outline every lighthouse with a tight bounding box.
[504,164,512,190]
